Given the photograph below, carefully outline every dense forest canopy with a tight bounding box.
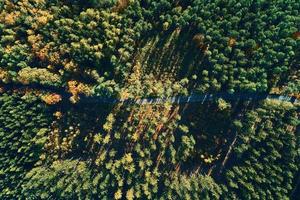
[0,0,299,199]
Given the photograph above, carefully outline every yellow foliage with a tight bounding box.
[132,132,139,142]
[103,135,111,144]
[114,189,122,200]
[124,153,133,163]
[48,52,61,64]
[228,37,236,47]
[36,16,48,25]
[126,188,134,200]
[53,111,62,119]
[17,67,61,85]
[0,69,10,83]
[64,60,78,72]
[39,154,46,160]
[67,80,92,103]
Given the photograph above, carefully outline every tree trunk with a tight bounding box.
[219,132,238,174]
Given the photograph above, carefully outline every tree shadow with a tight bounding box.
[134,27,207,83]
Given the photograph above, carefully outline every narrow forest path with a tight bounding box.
[84,93,299,104]
[1,83,298,105]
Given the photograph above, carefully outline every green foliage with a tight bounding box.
[190,0,299,93]
[125,0,299,93]
[1,0,298,95]
[22,160,221,200]
[22,160,94,199]
[222,101,299,199]
[0,0,299,199]
[93,79,119,98]
[0,93,51,198]
[0,0,125,91]
[163,173,222,200]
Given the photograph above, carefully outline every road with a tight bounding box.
[1,83,298,105]
[82,93,299,104]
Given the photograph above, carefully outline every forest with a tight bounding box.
[0,0,299,199]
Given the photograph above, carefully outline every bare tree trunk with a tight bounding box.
[219,132,238,174]
[207,165,216,176]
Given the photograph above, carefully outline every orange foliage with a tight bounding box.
[41,93,62,105]
[113,0,130,12]
[292,31,300,39]
[0,87,4,93]
[67,80,92,103]
[1,7,20,25]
